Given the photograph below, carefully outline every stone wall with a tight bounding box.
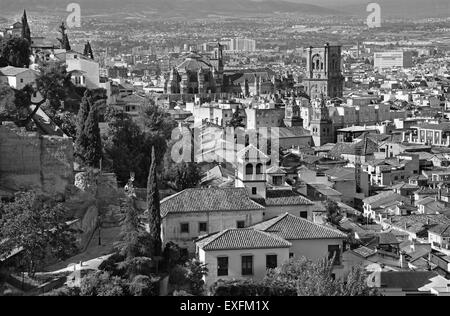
[0,123,74,195]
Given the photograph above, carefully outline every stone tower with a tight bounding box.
[284,99,303,127]
[303,43,344,100]
[210,42,224,92]
[310,96,333,146]
[235,144,269,200]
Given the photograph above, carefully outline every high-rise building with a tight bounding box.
[303,43,344,100]
[374,51,413,71]
[229,38,256,52]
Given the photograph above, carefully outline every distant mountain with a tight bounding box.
[0,0,340,17]
[302,0,450,19]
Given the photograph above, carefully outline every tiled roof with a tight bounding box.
[0,66,32,76]
[352,246,377,258]
[363,191,408,208]
[324,167,355,181]
[429,224,450,237]
[251,213,347,240]
[197,229,291,251]
[389,214,450,234]
[377,232,400,245]
[380,271,437,290]
[160,188,264,217]
[266,165,286,174]
[264,190,314,206]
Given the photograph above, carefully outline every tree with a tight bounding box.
[82,100,102,168]
[147,147,162,257]
[0,83,16,121]
[83,41,94,59]
[0,37,31,68]
[184,259,208,296]
[35,61,70,116]
[227,105,245,129]
[103,109,153,186]
[163,161,201,192]
[21,10,31,43]
[57,22,71,51]
[0,192,79,276]
[74,90,91,163]
[80,271,127,296]
[128,275,158,296]
[117,194,148,261]
[264,257,378,296]
[140,102,177,164]
[324,200,343,226]
[53,111,77,139]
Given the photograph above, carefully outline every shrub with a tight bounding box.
[128,275,159,296]
[210,279,296,296]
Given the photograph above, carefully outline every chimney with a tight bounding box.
[399,252,408,269]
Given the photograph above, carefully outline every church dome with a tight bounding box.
[177,52,212,73]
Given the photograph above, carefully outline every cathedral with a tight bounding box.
[164,43,224,94]
[303,43,344,100]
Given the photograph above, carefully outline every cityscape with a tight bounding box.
[0,0,450,300]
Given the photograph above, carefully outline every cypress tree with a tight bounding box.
[83,41,94,59]
[83,101,102,168]
[74,90,91,164]
[147,147,162,257]
[58,22,71,51]
[21,10,31,43]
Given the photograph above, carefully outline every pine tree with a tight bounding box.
[83,41,94,59]
[82,102,102,168]
[21,10,31,43]
[147,147,162,257]
[74,90,91,164]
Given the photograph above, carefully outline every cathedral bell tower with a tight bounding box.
[303,43,344,100]
[310,96,333,146]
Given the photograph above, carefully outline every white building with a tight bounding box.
[196,228,291,288]
[374,51,413,71]
[0,66,38,90]
[160,188,265,254]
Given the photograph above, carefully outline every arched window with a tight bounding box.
[246,163,253,175]
[256,163,263,174]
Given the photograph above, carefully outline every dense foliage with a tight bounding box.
[0,192,79,276]
[264,257,379,296]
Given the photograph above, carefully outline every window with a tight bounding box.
[289,253,295,258]
[217,257,228,276]
[256,163,263,174]
[252,187,257,195]
[237,220,245,229]
[199,222,207,232]
[180,223,189,234]
[20,79,24,83]
[300,211,308,219]
[273,176,283,186]
[246,163,253,175]
[328,245,341,265]
[241,256,253,275]
[266,255,277,269]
